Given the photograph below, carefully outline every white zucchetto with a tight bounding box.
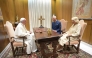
[20,18,26,22]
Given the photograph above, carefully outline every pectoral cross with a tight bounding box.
[39,16,44,28]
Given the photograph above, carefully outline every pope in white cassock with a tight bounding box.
[57,17,81,51]
[14,18,37,54]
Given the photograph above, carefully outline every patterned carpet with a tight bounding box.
[2,44,92,58]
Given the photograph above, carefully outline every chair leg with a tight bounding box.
[22,47,23,55]
[63,44,70,51]
[63,44,66,51]
[67,46,70,51]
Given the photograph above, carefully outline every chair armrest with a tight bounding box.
[67,35,80,39]
[11,36,27,47]
[18,36,27,47]
[18,36,27,39]
[62,31,66,34]
[66,35,80,45]
[10,37,15,42]
[61,29,66,34]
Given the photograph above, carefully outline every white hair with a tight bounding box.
[52,15,56,19]
[20,18,26,22]
[72,17,79,23]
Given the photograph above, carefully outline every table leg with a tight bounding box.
[52,41,58,58]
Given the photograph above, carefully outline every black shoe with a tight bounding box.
[57,49,63,52]
[36,49,39,52]
[27,54,31,55]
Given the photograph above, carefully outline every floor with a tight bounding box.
[0,40,92,56]
[80,41,92,55]
[0,33,9,53]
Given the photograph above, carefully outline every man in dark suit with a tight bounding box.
[52,15,62,34]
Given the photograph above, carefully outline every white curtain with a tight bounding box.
[28,0,52,31]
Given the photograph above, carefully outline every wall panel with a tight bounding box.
[56,0,63,19]
[89,1,92,45]
[51,0,56,15]
[0,0,15,23]
[13,0,29,30]
[82,22,91,43]
[14,0,24,19]
[23,0,29,30]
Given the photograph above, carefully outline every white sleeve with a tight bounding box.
[15,26,29,37]
[72,24,81,36]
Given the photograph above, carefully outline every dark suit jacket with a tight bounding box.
[52,20,62,34]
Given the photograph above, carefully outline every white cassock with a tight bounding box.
[58,23,81,46]
[14,23,37,54]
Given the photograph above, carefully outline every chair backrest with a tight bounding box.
[79,20,87,40]
[4,21,15,42]
[60,19,68,32]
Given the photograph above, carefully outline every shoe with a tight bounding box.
[27,54,31,55]
[57,48,63,52]
[36,49,39,52]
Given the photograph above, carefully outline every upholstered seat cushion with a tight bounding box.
[5,21,26,46]
[13,41,27,47]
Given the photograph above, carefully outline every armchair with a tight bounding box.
[60,19,68,33]
[63,20,87,54]
[4,21,27,57]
